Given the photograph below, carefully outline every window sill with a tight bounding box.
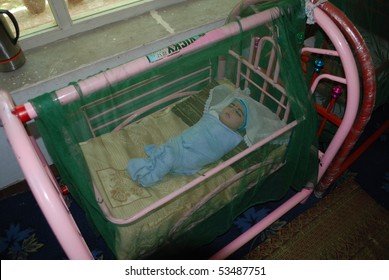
[0,0,237,105]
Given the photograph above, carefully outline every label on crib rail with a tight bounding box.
[147,34,204,63]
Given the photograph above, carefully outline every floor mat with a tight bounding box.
[245,177,389,259]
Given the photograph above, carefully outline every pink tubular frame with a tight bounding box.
[0,2,367,260]
[210,1,365,259]
[0,90,93,260]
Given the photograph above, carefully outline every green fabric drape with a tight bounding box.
[31,0,317,259]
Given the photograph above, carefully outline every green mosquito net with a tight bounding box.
[30,0,318,259]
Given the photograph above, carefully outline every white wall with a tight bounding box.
[0,133,25,188]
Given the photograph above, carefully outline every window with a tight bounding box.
[1,0,56,36]
[0,0,185,50]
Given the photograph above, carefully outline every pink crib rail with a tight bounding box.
[314,0,376,194]
[0,90,94,260]
[210,2,361,260]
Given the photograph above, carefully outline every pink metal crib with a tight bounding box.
[0,0,375,259]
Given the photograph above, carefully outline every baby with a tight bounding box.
[127,89,248,187]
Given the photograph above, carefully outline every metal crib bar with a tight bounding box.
[209,186,313,260]
[210,2,362,260]
[13,8,280,123]
[0,90,94,260]
[86,66,210,122]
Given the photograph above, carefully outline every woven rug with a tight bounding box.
[245,177,389,259]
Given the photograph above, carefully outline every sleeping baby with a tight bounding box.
[127,84,285,187]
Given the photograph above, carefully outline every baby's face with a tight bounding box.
[219,101,245,130]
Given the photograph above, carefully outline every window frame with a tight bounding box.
[19,0,186,51]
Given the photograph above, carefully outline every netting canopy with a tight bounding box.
[30,0,318,259]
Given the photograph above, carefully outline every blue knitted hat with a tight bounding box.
[236,98,248,130]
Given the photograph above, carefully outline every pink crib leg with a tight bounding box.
[209,187,313,260]
[0,91,93,260]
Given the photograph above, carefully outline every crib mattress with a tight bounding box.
[79,82,287,259]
